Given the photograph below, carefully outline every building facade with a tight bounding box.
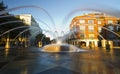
[100,24,120,47]
[17,14,51,47]
[16,14,42,47]
[70,13,119,47]
[17,14,41,34]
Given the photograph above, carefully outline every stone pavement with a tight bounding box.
[0,47,120,74]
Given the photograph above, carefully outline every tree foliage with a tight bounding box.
[0,1,51,46]
[0,1,30,39]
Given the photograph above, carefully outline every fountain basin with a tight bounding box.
[42,43,87,52]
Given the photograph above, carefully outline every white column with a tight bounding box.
[5,37,10,48]
[86,41,89,47]
[108,40,113,48]
[94,41,98,47]
[101,40,107,48]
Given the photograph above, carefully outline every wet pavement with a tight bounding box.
[0,47,120,74]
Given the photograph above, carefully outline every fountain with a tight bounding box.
[0,2,120,74]
[42,43,79,52]
[0,4,119,52]
[42,32,87,52]
[0,5,54,48]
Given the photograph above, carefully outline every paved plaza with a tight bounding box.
[0,47,120,74]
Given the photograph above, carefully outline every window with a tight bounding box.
[79,26,85,32]
[80,34,85,39]
[79,20,85,24]
[108,20,113,24]
[88,20,94,24]
[117,26,120,31]
[98,21,101,24]
[89,34,94,39]
[88,26,94,32]
[77,24,80,26]
[108,26,114,30]
[74,22,76,25]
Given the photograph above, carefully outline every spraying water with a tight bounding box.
[0,5,56,31]
[102,27,120,37]
[62,5,120,31]
[0,21,23,26]
[0,26,29,37]
[13,26,41,41]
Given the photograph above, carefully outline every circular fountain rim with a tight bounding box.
[41,43,88,53]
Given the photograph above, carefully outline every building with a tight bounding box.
[17,14,42,34]
[70,13,119,47]
[16,14,42,47]
[100,24,120,47]
[16,14,51,47]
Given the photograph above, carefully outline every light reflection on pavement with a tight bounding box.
[0,47,120,74]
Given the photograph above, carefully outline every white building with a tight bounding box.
[17,14,42,34]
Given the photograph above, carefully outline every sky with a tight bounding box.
[2,0,120,39]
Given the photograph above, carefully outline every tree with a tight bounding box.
[0,1,30,46]
[0,1,8,15]
[0,1,50,47]
[0,1,7,10]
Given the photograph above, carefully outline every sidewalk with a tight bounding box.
[0,47,120,74]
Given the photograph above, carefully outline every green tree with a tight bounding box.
[0,1,8,15]
[0,1,50,47]
[0,1,30,45]
[0,1,7,10]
